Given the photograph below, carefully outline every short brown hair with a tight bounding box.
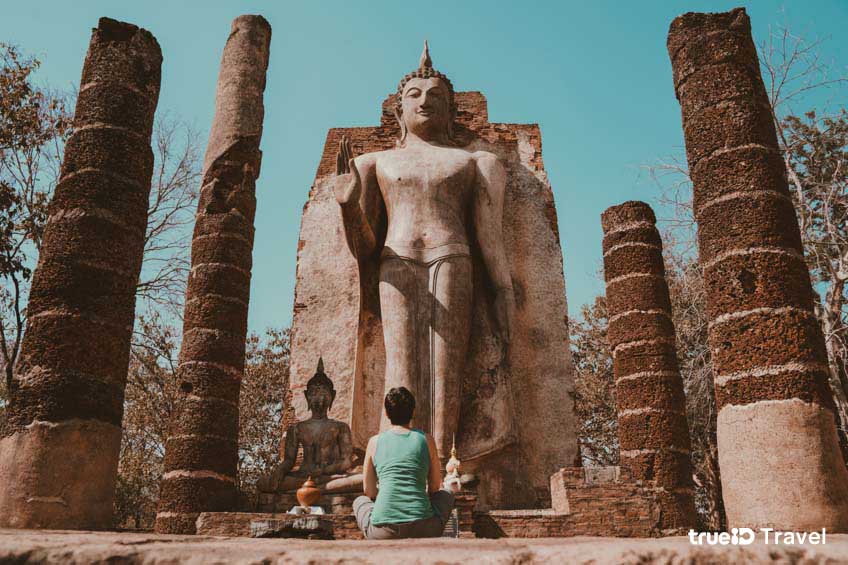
[384,387,415,426]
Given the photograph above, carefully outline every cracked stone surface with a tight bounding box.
[1,529,847,564]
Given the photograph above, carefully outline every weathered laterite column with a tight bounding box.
[0,18,161,530]
[601,201,697,532]
[668,7,848,530]
[155,15,271,535]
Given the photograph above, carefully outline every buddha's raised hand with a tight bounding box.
[333,135,362,206]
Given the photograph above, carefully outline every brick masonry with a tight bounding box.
[668,7,848,529]
[203,470,674,539]
[155,15,271,535]
[474,467,662,538]
[0,18,161,530]
[600,201,696,532]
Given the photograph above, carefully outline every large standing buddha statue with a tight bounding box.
[288,40,579,509]
[332,42,514,460]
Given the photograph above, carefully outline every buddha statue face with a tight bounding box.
[394,42,456,146]
[305,382,335,419]
[400,77,453,142]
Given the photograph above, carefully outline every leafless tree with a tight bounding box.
[115,313,179,528]
[238,328,291,497]
[661,229,724,530]
[760,24,848,443]
[135,114,201,318]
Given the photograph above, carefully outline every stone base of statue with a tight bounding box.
[201,485,481,539]
[201,491,480,539]
[250,515,334,539]
[205,470,683,539]
[197,511,359,540]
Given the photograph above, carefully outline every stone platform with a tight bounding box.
[225,491,480,539]
[198,511,362,540]
[2,529,846,564]
[246,467,663,539]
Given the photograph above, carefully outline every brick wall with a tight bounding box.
[474,467,663,538]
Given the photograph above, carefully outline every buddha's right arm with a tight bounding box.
[276,425,298,476]
[335,154,379,259]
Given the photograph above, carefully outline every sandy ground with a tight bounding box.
[1,528,848,564]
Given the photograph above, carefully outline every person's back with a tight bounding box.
[353,386,456,540]
[371,429,433,525]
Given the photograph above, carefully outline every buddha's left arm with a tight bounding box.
[322,424,354,475]
[473,152,515,342]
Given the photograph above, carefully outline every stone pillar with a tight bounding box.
[601,201,696,532]
[155,15,271,535]
[668,7,848,530]
[0,18,161,530]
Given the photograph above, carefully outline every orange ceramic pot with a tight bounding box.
[296,476,321,508]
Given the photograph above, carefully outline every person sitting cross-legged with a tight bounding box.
[353,387,457,539]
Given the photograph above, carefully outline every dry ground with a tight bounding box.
[2,529,848,564]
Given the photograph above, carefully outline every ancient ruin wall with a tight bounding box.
[0,18,161,529]
[155,15,271,535]
[668,7,848,529]
[601,201,696,532]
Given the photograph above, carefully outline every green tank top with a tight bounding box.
[371,429,434,525]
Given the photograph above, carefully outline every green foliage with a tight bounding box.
[784,109,848,284]
[114,322,292,530]
[0,43,71,404]
[782,109,848,453]
[238,328,292,498]
[570,295,618,466]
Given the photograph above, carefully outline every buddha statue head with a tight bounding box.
[305,357,336,419]
[395,41,457,146]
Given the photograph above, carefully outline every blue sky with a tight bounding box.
[2,1,846,334]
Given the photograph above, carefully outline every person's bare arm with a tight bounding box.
[472,151,514,344]
[333,136,378,259]
[426,434,443,495]
[363,435,379,500]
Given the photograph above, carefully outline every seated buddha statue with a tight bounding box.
[257,359,363,494]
